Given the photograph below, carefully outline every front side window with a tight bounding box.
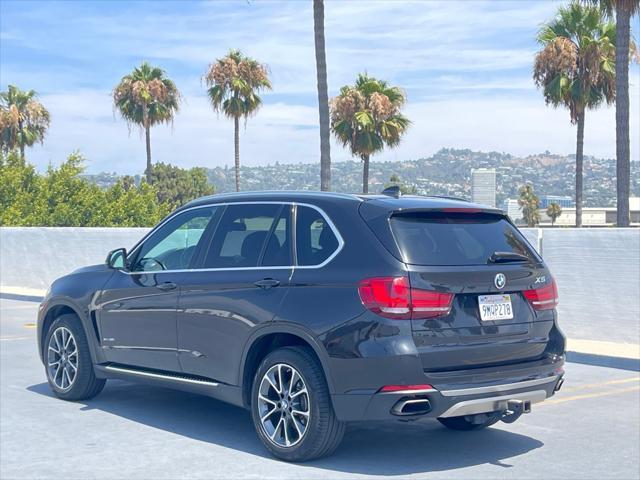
[296,206,339,266]
[131,207,217,272]
[203,204,289,268]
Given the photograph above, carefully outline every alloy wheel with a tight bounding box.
[47,326,78,390]
[257,363,310,448]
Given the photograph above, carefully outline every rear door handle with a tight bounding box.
[156,282,177,291]
[254,278,280,290]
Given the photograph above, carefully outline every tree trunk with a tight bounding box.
[362,154,370,194]
[314,0,331,192]
[234,116,240,192]
[575,109,585,228]
[145,123,152,184]
[18,119,25,162]
[615,6,631,227]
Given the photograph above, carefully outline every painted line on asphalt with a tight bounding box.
[0,336,33,341]
[541,385,640,406]
[559,376,640,393]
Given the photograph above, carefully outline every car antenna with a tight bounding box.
[381,185,401,199]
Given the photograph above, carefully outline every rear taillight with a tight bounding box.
[358,276,453,320]
[523,277,559,310]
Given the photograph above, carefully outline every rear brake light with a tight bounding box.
[358,276,453,320]
[523,277,559,310]
[411,288,455,319]
[441,207,482,213]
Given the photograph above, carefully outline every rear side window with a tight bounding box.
[390,212,538,266]
[203,204,287,268]
[296,206,339,266]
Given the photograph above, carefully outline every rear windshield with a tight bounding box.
[390,211,539,266]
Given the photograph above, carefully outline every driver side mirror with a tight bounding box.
[106,248,128,270]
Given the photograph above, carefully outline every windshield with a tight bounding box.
[390,211,539,266]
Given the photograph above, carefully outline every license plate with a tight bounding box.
[478,294,513,321]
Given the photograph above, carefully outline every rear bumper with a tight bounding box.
[331,355,564,422]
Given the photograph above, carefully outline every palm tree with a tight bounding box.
[330,74,410,193]
[534,2,616,227]
[518,184,541,227]
[547,202,563,226]
[0,85,50,161]
[385,173,417,195]
[314,0,331,191]
[204,49,272,192]
[587,0,640,226]
[113,62,181,184]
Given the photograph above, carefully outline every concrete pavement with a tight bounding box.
[1,298,639,479]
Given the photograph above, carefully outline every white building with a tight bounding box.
[471,168,496,207]
[539,197,640,226]
[502,198,523,223]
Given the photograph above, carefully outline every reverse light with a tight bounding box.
[523,277,559,310]
[358,276,453,320]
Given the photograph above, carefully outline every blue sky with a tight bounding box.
[1,0,638,174]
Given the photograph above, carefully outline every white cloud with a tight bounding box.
[4,0,638,174]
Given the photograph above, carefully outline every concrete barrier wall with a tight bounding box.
[1,227,638,343]
[539,229,640,344]
[0,227,149,290]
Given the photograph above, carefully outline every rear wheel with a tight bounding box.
[251,346,345,462]
[438,413,500,431]
[44,314,106,401]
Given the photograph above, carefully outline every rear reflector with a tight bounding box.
[358,276,453,320]
[523,277,559,310]
[379,384,435,393]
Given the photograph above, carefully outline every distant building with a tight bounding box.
[538,197,640,226]
[539,195,574,209]
[503,198,523,223]
[471,168,496,207]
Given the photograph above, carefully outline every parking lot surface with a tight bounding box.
[1,297,639,480]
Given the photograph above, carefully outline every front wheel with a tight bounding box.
[44,314,106,401]
[251,346,345,462]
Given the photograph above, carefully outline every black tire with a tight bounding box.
[250,346,345,462]
[438,414,500,431]
[43,314,106,401]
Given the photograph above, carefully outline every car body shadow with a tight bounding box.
[27,380,543,475]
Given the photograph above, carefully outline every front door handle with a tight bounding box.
[254,278,280,290]
[156,282,177,291]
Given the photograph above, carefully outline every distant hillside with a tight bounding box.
[206,148,639,207]
[85,148,640,207]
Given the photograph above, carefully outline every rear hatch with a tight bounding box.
[362,202,556,372]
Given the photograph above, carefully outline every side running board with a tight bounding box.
[104,365,219,387]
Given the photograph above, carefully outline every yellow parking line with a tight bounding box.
[541,386,640,406]
[559,376,640,393]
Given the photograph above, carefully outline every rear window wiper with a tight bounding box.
[487,251,531,264]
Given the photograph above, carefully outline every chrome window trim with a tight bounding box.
[125,201,344,274]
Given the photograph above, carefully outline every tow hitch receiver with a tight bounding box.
[501,399,532,424]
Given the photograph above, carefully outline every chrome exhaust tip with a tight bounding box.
[391,397,432,416]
